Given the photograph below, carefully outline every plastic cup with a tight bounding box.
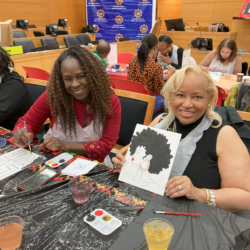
[208,25,218,32]
[0,216,24,250]
[237,73,244,82]
[143,218,174,250]
[69,179,92,204]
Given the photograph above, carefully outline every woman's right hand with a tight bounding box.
[200,65,211,72]
[112,152,126,173]
[13,128,34,148]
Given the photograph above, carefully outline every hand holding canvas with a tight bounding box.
[165,176,201,200]
[13,128,34,147]
[112,152,126,173]
[39,136,65,152]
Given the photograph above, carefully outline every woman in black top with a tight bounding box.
[157,35,184,69]
[113,66,250,214]
[0,47,32,130]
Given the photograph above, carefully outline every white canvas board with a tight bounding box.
[107,43,117,65]
[182,49,191,68]
[119,124,181,196]
[0,148,40,180]
[61,158,97,177]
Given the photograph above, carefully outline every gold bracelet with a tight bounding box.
[203,188,210,204]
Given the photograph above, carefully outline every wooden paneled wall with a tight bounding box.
[0,0,85,34]
[181,0,245,31]
[157,0,182,30]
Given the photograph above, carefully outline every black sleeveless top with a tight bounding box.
[159,114,229,189]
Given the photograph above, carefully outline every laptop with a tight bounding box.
[182,49,191,68]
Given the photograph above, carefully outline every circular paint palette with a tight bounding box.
[84,209,122,235]
[0,138,6,148]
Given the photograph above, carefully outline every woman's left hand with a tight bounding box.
[165,176,199,200]
[158,54,171,64]
[39,137,66,152]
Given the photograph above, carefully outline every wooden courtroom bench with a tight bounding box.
[13,33,96,48]
[11,40,137,77]
[12,27,72,37]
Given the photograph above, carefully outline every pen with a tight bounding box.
[154,211,201,216]
[23,121,32,153]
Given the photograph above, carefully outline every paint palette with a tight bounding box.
[0,138,6,148]
[45,153,73,168]
[84,209,122,235]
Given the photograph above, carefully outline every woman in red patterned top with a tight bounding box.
[13,46,121,163]
[128,33,175,96]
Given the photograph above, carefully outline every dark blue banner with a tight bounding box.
[86,0,155,50]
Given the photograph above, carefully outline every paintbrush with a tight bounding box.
[154,211,201,216]
[23,121,32,153]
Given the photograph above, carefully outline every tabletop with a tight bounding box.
[0,127,250,250]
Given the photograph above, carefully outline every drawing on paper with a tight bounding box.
[119,124,181,195]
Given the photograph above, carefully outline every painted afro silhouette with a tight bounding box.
[130,127,173,174]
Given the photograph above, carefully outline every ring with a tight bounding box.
[178,185,182,191]
[113,164,117,170]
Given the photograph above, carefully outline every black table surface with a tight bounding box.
[0,127,250,250]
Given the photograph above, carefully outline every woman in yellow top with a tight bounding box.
[200,38,242,74]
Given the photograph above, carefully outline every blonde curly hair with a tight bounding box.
[161,66,222,127]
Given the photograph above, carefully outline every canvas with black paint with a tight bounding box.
[118,124,181,196]
[0,148,41,180]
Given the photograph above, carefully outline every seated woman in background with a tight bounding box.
[157,35,184,70]
[0,47,33,130]
[113,66,250,214]
[128,33,175,96]
[200,38,242,74]
[13,46,121,163]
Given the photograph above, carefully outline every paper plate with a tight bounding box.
[0,137,6,148]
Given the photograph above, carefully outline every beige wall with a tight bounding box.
[181,0,245,31]
[0,0,86,34]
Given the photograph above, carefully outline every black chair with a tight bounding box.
[24,83,46,104]
[13,31,26,38]
[33,31,45,37]
[248,67,250,77]
[29,24,36,28]
[11,25,17,29]
[13,40,35,53]
[77,34,91,44]
[64,36,81,48]
[242,62,248,76]
[41,37,60,50]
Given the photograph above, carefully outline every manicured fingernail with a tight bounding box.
[170,196,173,198]
[26,137,29,140]
[166,193,169,196]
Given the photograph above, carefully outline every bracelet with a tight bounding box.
[203,188,216,207]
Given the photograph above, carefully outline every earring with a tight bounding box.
[208,104,211,107]
[169,101,172,105]
[139,159,150,172]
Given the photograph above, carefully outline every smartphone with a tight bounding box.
[17,168,59,191]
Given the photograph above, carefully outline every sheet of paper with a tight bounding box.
[61,158,97,177]
[107,43,117,65]
[0,148,40,181]
[209,71,221,82]
[119,124,181,196]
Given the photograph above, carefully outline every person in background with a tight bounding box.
[0,46,33,130]
[200,38,241,74]
[157,35,184,70]
[128,33,175,96]
[113,66,250,215]
[92,41,111,68]
[13,46,121,164]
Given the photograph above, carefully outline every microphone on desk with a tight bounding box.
[196,22,207,51]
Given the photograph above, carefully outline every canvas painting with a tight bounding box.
[118,124,181,196]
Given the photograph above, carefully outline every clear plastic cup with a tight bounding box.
[69,179,92,204]
[143,218,174,250]
[208,25,218,32]
[0,216,24,250]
